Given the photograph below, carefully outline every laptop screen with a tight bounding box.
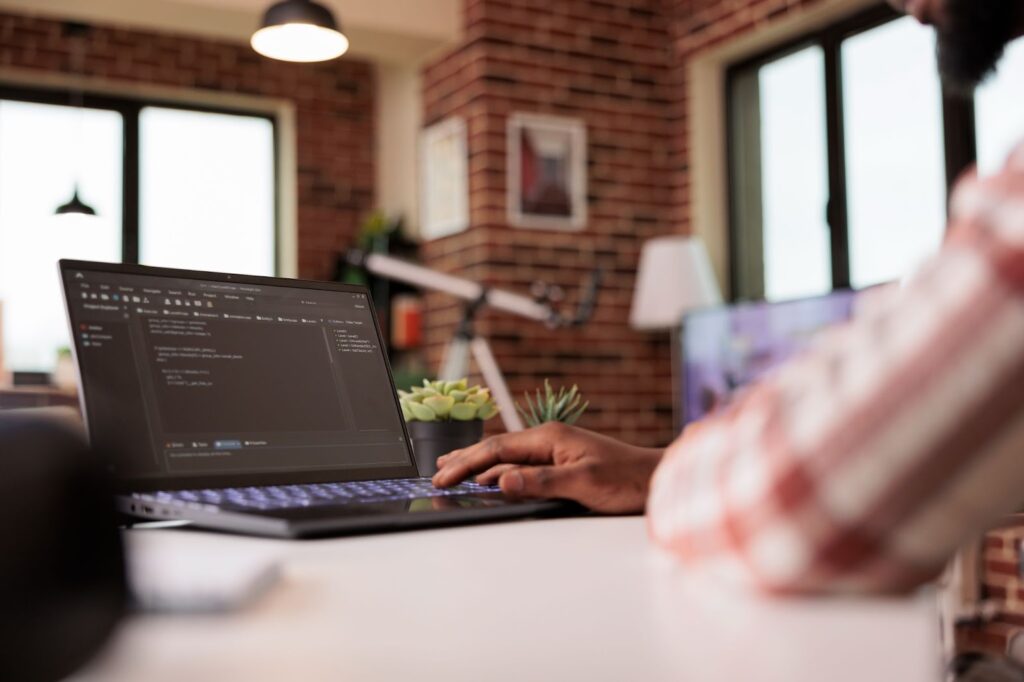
[681,290,859,426]
[60,261,416,491]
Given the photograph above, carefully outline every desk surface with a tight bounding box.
[82,517,940,682]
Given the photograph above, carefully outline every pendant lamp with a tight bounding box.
[251,0,349,63]
[55,22,98,219]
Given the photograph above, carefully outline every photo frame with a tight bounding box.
[507,113,587,230]
[419,117,469,240]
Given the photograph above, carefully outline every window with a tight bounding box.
[140,107,275,275]
[975,40,1024,175]
[841,18,946,289]
[727,6,1018,302]
[758,46,831,301]
[0,88,277,372]
[0,101,122,371]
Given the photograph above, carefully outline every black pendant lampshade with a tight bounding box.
[251,0,349,63]
[55,188,97,217]
[56,23,98,220]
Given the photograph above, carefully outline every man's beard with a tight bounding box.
[937,0,1021,92]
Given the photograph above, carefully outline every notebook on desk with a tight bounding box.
[59,260,569,538]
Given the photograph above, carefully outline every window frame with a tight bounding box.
[0,84,281,273]
[725,4,977,301]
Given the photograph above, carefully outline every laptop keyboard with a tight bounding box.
[135,478,501,512]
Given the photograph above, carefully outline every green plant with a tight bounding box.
[516,380,588,427]
[341,211,400,286]
[399,378,499,423]
[357,210,396,251]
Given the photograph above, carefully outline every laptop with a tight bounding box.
[59,259,568,538]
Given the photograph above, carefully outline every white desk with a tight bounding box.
[81,517,941,682]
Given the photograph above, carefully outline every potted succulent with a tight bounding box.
[399,379,499,475]
[516,380,589,427]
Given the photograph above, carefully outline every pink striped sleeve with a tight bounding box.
[647,145,1024,594]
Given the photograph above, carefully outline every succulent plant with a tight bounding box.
[516,380,588,428]
[398,378,500,422]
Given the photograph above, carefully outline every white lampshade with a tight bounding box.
[630,236,722,330]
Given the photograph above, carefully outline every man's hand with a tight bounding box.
[431,422,663,514]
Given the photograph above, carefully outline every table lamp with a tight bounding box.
[630,236,722,430]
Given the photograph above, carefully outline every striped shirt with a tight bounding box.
[647,143,1024,594]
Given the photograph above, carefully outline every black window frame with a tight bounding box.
[725,3,977,301]
[0,84,281,273]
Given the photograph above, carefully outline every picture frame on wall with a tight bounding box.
[507,113,587,231]
[419,116,469,240]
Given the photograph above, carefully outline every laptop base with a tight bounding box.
[118,494,575,538]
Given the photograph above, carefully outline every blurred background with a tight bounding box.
[0,0,1022,440]
[0,0,1022,654]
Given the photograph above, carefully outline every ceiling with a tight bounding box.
[0,0,462,64]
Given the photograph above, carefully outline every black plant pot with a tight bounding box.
[407,420,484,476]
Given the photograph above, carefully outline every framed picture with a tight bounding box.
[507,113,587,230]
[419,117,469,240]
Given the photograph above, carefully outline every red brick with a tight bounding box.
[987,560,1019,577]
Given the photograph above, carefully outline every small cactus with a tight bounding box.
[399,378,500,422]
[516,380,588,428]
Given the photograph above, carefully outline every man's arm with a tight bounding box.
[648,147,1024,594]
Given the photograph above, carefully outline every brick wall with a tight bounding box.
[957,524,1024,656]
[0,11,375,281]
[417,0,832,446]
[420,0,677,445]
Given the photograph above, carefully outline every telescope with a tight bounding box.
[344,249,602,432]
